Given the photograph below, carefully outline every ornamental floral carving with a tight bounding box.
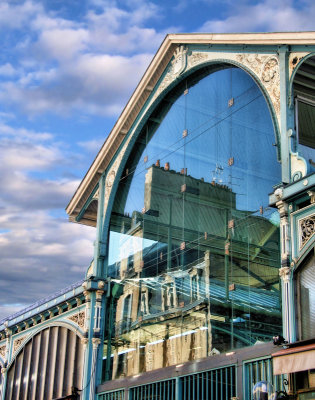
[13,336,26,354]
[189,52,208,67]
[0,345,6,358]
[236,54,269,76]
[68,311,85,329]
[153,46,188,101]
[299,215,315,250]
[236,54,280,115]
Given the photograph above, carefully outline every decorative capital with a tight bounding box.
[1,367,7,375]
[81,337,89,346]
[98,280,105,289]
[83,291,91,301]
[279,266,292,282]
[276,200,288,217]
[92,337,101,348]
[96,290,104,301]
[5,328,12,338]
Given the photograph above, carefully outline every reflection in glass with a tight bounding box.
[103,66,282,381]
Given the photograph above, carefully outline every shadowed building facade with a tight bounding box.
[0,32,315,400]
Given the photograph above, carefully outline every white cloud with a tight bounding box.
[0,0,168,117]
[34,28,89,61]
[200,0,315,33]
[0,52,152,116]
[78,138,105,152]
[0,63,17,77]
[0,123,95,320]
[0,1,41,30]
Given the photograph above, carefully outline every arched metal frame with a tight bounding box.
[101,58,281,267]
[4,324,85,400]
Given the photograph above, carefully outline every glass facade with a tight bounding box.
[103,66,282,381]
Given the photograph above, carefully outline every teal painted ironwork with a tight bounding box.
[181,365,236,400]
[130,379,176,400]
[243,357,285,400]
[98,389,125,400]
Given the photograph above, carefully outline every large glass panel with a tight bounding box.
[103,66,281,381]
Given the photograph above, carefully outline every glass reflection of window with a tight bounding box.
[105,65,282,381]
[191,274,198,301]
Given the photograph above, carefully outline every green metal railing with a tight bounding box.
[98,389,125,400]
[99,365,237,400]
[182,365,236,400]
[130,379,176,400]
[243,357,285,400]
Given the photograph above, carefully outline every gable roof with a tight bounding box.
[66,32,315,224]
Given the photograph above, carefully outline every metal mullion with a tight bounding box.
[210,370,213,400]
[13,346,24,400]
[45,327,59,399]
[206,371,209,398]
[261,361,265,381]
[50,327,60,399]
[201,372,204,399]
[231,366,234,398]
[38,328,50,400]
[6,357,16,400]
[163,380,165,399]
[23,337,33,400]
[55,327,67,398]
[220,368,223,400]
[249,363,253,400]
[216,370,218,400]
[225,367,228,400]
[30,333,41,400]
[63,330,74,396]
[255,361,259,384]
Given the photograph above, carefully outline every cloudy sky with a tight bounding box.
[0,0,314,321]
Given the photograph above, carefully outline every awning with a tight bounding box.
[273,343,315,375]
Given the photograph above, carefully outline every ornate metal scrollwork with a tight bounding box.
[300,215,315,250]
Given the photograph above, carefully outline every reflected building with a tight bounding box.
[1,32,315,400]
[106,164,281,380]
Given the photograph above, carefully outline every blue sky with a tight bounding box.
[0,0,314,320]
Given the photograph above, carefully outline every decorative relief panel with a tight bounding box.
[289,52,310,78]
[152,48,281,129]
[0,344,6,358]
[13,335,27,354]
[299,214,315,250]
[67,311,86,329]
[104,135,133,208]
